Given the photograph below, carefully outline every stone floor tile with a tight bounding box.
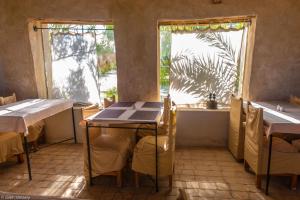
[231,191,251,199]
[0,144,299,200]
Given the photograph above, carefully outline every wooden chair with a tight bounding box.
[0,93,16,106]
[27,121,45,151]
[81,122,134,187]
[0,132,24,164]
[244,105,300,189]
[228,95,246,160]
[132,108,176,188]
[103,95,116,108]
[290,95,300,106]
[82,104,100,119]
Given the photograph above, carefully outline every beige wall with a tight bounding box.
[44,109,75,143]
[0,0,300,101]
[176,109,229,147]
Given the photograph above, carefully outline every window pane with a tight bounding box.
[160,23,248,106]
[43,24,117,104]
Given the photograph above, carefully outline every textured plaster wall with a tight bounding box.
[176,109,229,147]
[0,0,300,101]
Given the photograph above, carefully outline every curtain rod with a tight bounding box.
[33,25,114,32]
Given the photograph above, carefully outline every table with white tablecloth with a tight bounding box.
[85,101,163,191]
[251,101,300,195]
[252,101,300,137]
[0,99,76,180]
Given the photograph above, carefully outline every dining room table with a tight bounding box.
[85,101,163,192]
[0,99,76,180]
[251,101,300,195]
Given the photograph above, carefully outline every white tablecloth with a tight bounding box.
[252,101,300,137]
[0,99,73,135]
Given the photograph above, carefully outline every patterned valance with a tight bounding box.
[160,22,249,33]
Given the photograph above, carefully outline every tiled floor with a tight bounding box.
[0,144,300,200]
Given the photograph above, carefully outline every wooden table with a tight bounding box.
[85,101,163,192]
[0,99,76,180]
[252,101,300,195]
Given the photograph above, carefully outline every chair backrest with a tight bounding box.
[0,93,17,106]
[104,95,116,108]
[229,95,243,137]
[228,95,244,158]
[162,96,171,127]
[244,105,264,173]
[290,95,300,106]
[168,107,177,151]
[82,104,100,119]
[79,120,102,144]
[165,107,177,172]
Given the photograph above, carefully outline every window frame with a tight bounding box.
[157,15,257,106]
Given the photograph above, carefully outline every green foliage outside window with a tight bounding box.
[103,87,118,99]
[160,30,171,97]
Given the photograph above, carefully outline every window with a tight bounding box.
[41,24,117,104]
[159,20,250,106]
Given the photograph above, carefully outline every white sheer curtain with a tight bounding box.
[164,22,249,106]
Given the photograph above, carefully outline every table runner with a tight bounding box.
[0,99,73,135]
[252,101,300,137]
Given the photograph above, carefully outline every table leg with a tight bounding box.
[155,123,158,192]
[266,135,273,195]
[85,122,93,186]
[24,136,32,180]
[72,107,77,144]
